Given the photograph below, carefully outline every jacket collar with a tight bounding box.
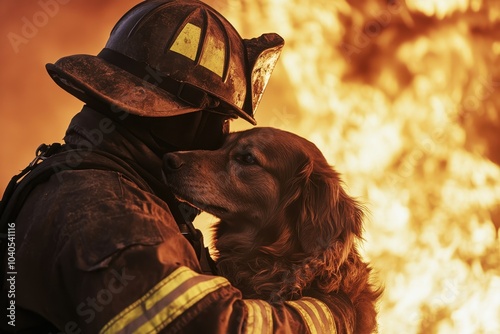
[64,105,166,191]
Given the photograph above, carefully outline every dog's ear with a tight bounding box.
[290,159,364,267]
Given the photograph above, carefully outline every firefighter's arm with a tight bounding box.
[97,265,337,334]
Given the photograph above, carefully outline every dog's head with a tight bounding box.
[163,127,363,264]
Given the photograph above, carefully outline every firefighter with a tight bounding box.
[1,0,342,333]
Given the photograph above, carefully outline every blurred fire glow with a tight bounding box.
[1,0,500,333]
[220,0,500,333]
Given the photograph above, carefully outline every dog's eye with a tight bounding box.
[237,153,257,165]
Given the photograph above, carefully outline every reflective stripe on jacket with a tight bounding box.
[99,266,336,334]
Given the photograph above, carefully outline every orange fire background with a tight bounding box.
[1,0,499,333]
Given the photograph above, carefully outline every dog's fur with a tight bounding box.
[163,127,381,334]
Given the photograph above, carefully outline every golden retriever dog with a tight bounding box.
[162,127,381,334]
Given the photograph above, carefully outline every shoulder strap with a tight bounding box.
[0,144,152,240]
[0,143,63,219]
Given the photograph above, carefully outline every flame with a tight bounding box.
[1,1,500,333]
[218,0,500,333]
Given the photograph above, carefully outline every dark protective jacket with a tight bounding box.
[1,108,337,333]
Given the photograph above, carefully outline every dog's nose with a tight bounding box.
[163,153,184,172]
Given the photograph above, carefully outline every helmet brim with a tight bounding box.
[46,54,257,124]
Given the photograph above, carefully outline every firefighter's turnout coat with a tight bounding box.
[1,109,337,333]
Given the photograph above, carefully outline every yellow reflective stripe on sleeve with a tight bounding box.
[302,297,336,333]
[286,300,316,333]
[99,266,230,334]
[286,298,336,334]
[243,300,273,334]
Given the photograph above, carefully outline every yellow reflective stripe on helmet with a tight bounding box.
[170,23,201,61]
[285,298,336,334]
[99,266,229,334]
[199,34,225,78]
[243,300,273,334]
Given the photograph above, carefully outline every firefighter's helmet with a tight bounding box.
[46,0,284,125]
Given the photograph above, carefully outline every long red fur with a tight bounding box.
[213,139,382,334]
